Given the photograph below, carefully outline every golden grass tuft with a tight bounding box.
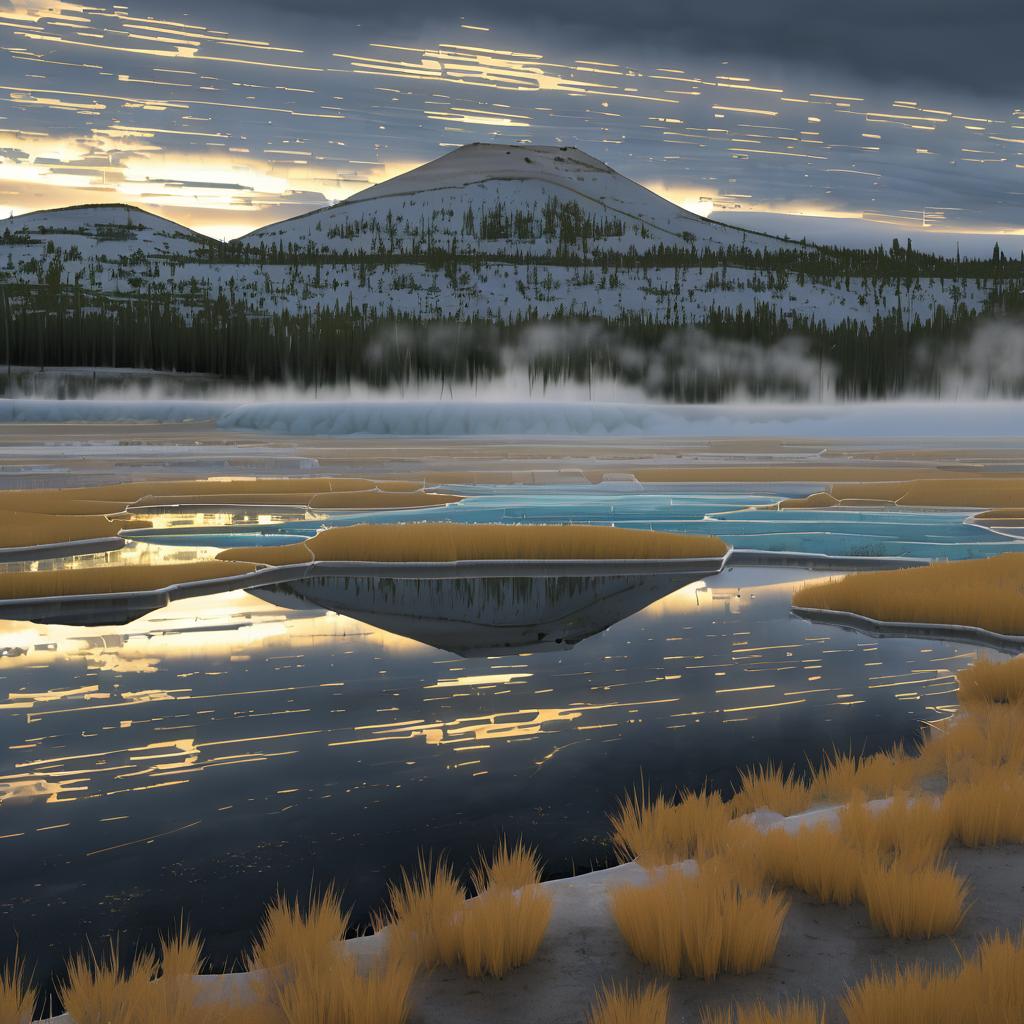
[731,764,814,817]
[956,655,1024,705]
[754,825,864,906]
[275,955,415,1024]
[221,523,728,568]
[841,930,1024,1023]
[378,855,465,970]
[587,981,669,1024]
[922,705,1024,778]
[456,884,553,978]
[58,944,157,1024]
[470,836,542,894]
[134,924,203,1023]
[0,952,36,1024]
[610,864,788,980]
[793,553,1024,637]
[610,787,734,867]
[246,887,349,1005]
[809,746,922,803]
[838,793,951,868]
[860,859,967,939]
[700,998,826,1024]
[0,560,255,601]
[943,766,1024,846]
[379,844,551,979]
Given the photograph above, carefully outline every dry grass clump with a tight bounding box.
[754,825,864,906]
[610,864,788,980]
[221,523,728,567]
[943,766,1024,846]
[457,840,552,978]
[956,655,1024,705]
[793,553,1024,637]
[841,930,1024,1023]
[470,836,542,893]
[457,884,552,978]
[809,746,922,803]
[922,705,1024,777]
[0,953,36,1024]
[0,560,255,601]
[610,788,734,866]
[379,856,466,969]
[381,843,551,979]
[700,998,826,1024]
[274,956,415,1024]
[838,794,951,868]
[859,859,966,939]
[244,886,414,1024]
[731,764,814,817]
[587,981,669,1024]
[246,887,349,1004]
[58,944,157,1024]
[137,926,203,1023]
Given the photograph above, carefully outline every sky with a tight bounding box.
[0,0,1021,250]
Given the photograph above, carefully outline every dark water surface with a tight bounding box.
[0,566,975,986]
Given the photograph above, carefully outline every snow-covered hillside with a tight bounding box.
[0,144,1015,368]
[243,144,795,257]
[0,203,210,261]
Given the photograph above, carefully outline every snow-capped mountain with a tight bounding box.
[0,143,1013,385]
[0,203,210,261]
[243,144,795,257]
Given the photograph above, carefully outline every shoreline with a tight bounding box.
[33,797,1024,1024]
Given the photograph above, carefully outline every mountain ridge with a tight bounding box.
[241,142,797,257]
[0,143,797,255]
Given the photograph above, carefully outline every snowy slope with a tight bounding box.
[244,144,795,256]
[0,146,995,336]
[0,203,212,261]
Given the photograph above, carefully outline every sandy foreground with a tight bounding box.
[34,802,1024,1024]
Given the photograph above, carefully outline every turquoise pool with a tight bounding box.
[128,485,1024,562]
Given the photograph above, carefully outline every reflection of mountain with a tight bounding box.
[252,570,717,656]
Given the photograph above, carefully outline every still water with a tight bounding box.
[0,565,975,983]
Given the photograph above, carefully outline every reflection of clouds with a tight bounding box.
[0,590,435,689]
[0,775,85,805]
[89,651,160,674]
[642,572,842,619]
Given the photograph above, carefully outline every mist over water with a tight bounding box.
[2,318,1024,407]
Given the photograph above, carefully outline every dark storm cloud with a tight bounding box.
[0,0,1020,241]
[270,0,1024,101]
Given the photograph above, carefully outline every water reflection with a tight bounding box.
[0,567,976,988]
[260,571,713,656]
